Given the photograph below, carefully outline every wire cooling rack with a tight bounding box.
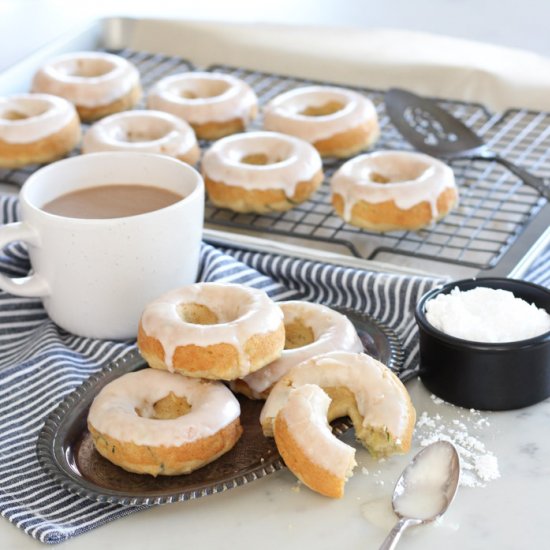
[1,48,548,276]
[203,64,549,273]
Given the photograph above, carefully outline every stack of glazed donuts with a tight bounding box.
[1,49,458,232]
[87,282,416,499]
[88,282,286,477]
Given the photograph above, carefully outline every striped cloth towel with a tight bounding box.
[0,194,548,544]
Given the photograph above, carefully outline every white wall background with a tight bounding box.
[1,0,549,71]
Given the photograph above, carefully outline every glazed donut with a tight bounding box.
[31,51,141,122]
[137,282,285,381]
[232,301,363,399]
[201,131,323,213]
[261,351,416,459]
[82,110,200,165]
[0,93,80,168]
[262,86,379,158]
[88,368,242,476]
[274,384,357,498]
[147,72,258,140]
[331,150,458,232]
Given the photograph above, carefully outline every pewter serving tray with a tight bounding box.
[36,310,403,505]
[0,17,548,280]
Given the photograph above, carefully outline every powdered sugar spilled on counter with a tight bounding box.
[415,395,500,487]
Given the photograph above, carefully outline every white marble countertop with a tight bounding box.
[4,378,550,549]
[1,2,550,549]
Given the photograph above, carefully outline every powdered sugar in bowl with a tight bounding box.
[415,278,550,410]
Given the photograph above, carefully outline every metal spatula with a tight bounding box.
[384,88,550,200]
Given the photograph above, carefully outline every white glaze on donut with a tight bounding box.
[140,282,284,370]
[147,72,258,125]
[0,93,77,144]
[88,368,240,447]
[330,150,456,221]
[278,384,357,477]
[32,51,140,108]
[201,131,322,196]
[261,351,413,440]
[82,110,198,158]
[241,301,363,395]
[263,86,378,143]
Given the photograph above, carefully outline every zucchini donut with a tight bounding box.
[138,282,285,380]
[263,86,379,158]
[147,72,258,140]
[88,368,242,476]
[0,93,80,168]
[261,351,416,497]
[32,51,141,122]
[201,131,323,213]
[330,150,458,232]
[232,301,363,399]
[82,110,200,165]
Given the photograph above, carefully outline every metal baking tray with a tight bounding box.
[1,17,548,279]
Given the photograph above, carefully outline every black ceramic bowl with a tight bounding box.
[415,278,550,410]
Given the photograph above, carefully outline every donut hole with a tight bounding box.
[223,136,295,168]
[153,392,192,419]
[368,158,432,184]
[318,386,390,452]
[323,386,357,419]
[370,172,391,184]
[135,392,192,420]
[106,116,175,144]
[123,130,161,143]
[176,287,256,327]
[1,110,29,121]
[284,318,315,350]
[122,125,171,143]
[1,100,51,121]
[300,101,346,117]
[177,303,220,325]
[240,153,284,166]
[67,58,115,78]
[179,79,231,100]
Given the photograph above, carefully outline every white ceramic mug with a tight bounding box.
[0,152,204,339]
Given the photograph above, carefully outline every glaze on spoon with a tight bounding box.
[378,441,460,549]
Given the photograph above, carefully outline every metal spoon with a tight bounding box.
[378,441,460,550]
[385,88,550,200]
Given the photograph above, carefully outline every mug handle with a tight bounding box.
[0,222,50,297]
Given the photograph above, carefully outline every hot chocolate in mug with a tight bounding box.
[0,152,204,339]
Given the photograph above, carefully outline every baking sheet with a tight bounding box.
[0,18,548,280]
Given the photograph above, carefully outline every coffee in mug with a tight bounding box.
[42,184,184,219]
[0,152,204,339]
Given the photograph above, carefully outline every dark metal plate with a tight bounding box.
[36,311,403,506]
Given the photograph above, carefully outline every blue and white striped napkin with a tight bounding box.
[0,194,548,544]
